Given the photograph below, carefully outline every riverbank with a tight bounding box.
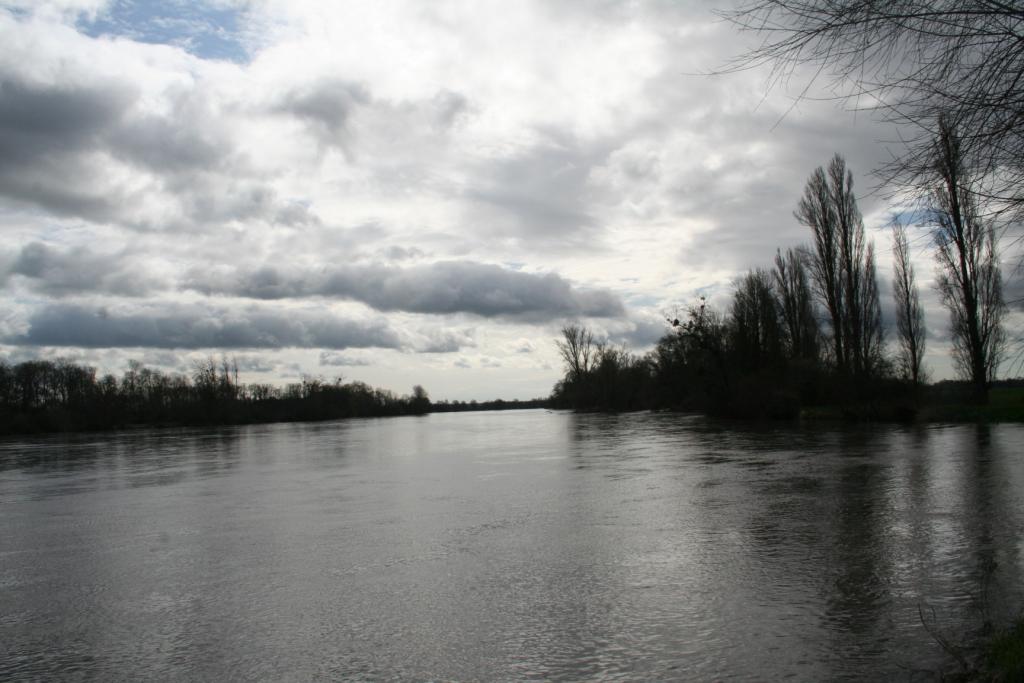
[799,386,1024,424]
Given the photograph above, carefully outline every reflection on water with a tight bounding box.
[2,411,1023,680]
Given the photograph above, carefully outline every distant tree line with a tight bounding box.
[552,140,1007,417]
[430,397,549,412]
[0,356,432,435]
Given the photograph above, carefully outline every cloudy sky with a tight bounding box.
[0,0,1019,400]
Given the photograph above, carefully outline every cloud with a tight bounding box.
[607,314,671,349]
[408,326,476,353]
[0,75,134,222]
[319,351,370,367]
[462,132,609,248]
[232,354,277,373]
[273,78,370,149]
[6,302,405,350]
[186,260,625,320]
[0,56,314,231]
[0,241,162,297]
[508,338,535,354]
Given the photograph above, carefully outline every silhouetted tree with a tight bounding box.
[892,220,927,385]
[0,355,437,434]
[556,324,597,383]
[411,385,431,413]
[860,242,885,377]
[773,248,819,361]
[729,269,784,372]
[797,155,883,380]
[799,163,845,370]
[929,119,1007,401]
[668,298,732,411]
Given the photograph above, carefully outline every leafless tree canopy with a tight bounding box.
[556,323,598,382]
[773,247,819,361]
[891,220,927,384]
[930,120,1007,396]
[797,154,883,378]
[723,0,1024,217]
[860,241,885,375]
[730,269,784,371]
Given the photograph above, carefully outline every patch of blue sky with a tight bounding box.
[79,0,250,63]
[888,207,932,228]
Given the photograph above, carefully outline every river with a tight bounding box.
[2,410,1023,680]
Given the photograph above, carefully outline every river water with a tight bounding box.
[2,410,1023,681]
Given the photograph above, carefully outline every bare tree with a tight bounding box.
[830,156,869,377]
[730,269,783,372]
[891,220,927,384]
[722,0,1024,219]
[860,241,885,376]
[556,323,597,382]
[798,163,845,370]
[773,247,819,361]
[797,154,883,378]
[930,120,1007,401]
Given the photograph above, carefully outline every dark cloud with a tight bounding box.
[7,303,405,350]
[412,327,476,353]
[0,72,309,230]
[186,260,625,320]
[0,77,129,161]
[114,107,231,174]
[1,241,160,297]
[0,77,134,221]
[274,78,370,148]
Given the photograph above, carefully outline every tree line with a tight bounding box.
[430,397,549,412]
[0,356,432,434]
[552,131,1007,417]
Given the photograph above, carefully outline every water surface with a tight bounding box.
[2,410,1023,680]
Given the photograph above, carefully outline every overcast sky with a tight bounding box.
[0,0,1019,400]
